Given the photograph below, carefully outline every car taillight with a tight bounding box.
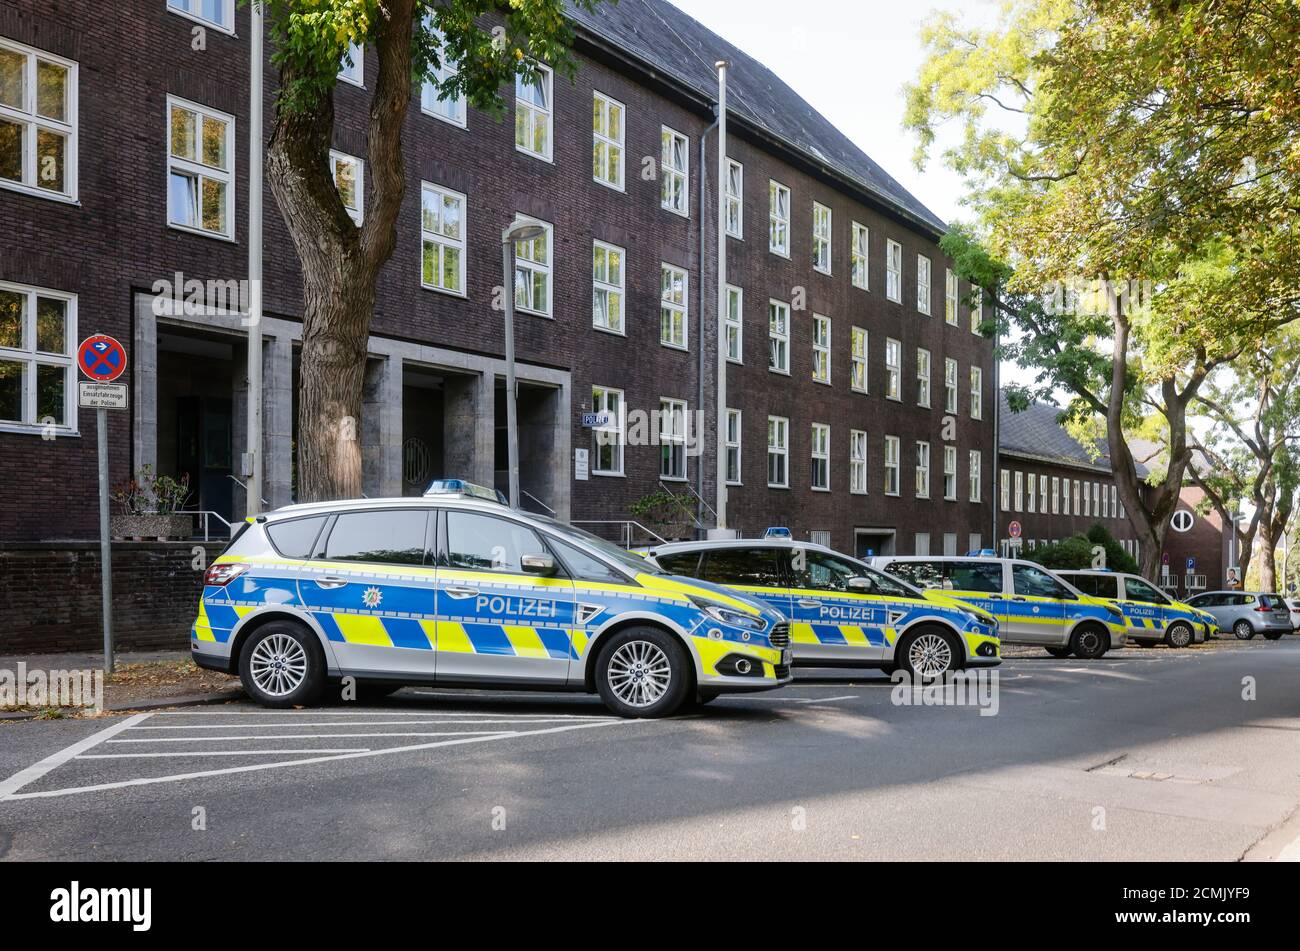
[204,563,249,586]
[1254,606,1271,613]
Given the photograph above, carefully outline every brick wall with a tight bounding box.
[0,542,223,654]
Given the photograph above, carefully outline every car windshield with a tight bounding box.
[531,515,664,575]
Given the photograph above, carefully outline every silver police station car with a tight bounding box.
[192,481,792,718]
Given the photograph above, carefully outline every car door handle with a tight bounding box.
[1012,596,1027,601]
[444,586,479,599]
[317,576,349,589]
[797,599,823,608]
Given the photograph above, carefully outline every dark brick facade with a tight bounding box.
[996,454,1141,558]
[1157,486,1230,596]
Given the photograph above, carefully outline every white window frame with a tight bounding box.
[767,415,789,488]
[1067,478,1076,515]
[886,239,903,303]
[1111,484,1118,518]
[591,385,625,476]
[658,398,688,481]
[970,366,983,419]
[811,423,831,491]
[166,95,235,241]
[884,435,901,496]
[592,240,625,335]
[1027,473,1037,513]
[419,182,467,297]
[167,0,234,34]
[885,337,902,401]
[0,280,76,434]
[768,299,790,375]
[945,268,958,325]
[850,326,868,393]
[0,37,78,203]
[338,41,364,86]
[330,150,364,225]
[515,63,553,162]
[943,445,957,501]
[725,285,743,363]
[915,441,931,499]
[944,358,958,413]
[725,408,742,485]
[422,30,467,127]
[1000,469,1011,511]
[812,202,832,274]
[769,180,791,257]
[851,222,869,290]
[917,254,932,315]
[811,314,831,385]
[592,90,625,190]
[725,158,743,238]
[513,217,553,317]
[916,347,931,408]
[850,429,868,495]
[971,286,984,335]
[659,263,688,349]
[1014,470,1024,512]
[969,451,981,503]
[1041,475,1048,514]
[1052,476,1060,514]
[660,126,689,216]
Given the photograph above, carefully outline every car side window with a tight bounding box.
[701,548,785,587]
[267,515,328,559]
[1012,564,1070,599]
[655,551,703,577]
[948,562,1003,593]
[549,537,625,583]
[1124,577,1168,604]
[322,510,429,566]
[791,551,863,591]
[890,561,942,589]
[445,512,546,574]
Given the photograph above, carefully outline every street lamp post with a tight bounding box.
[500,216,549,510]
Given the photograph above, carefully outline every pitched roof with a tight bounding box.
[565,0,948,235]
[998,391,1150,478]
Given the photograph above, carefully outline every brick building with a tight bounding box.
[0,0,996,558]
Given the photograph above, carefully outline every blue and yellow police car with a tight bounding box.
[192,481,792,717]
[1055,569,1212,647]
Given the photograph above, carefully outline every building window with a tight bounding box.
[592,91,624,189]
[420,182,466,296]
[1110,484,1118,518]
[917,255,932,315]
[1000,469,1011,511]
[885,338,902,401]
[1067,478,1076,515]
[660,126,689,215]
[884,435,901,496]
[0,38,77,201]
[167,0,233,32]
[1027,473,1037,513]
[812,202,832,274]
[768,300,790,374]
[850,327,868,393]
[1051,476,1060,514]
[769,180,790,256]
[886,239,903,303]
[1041,475,1049,513]
[422,31,466,126]
[591,386,624,475]
[1171,510,1194,533]
[971,286,984,335]
[915,441,931,498]
[811,423,830,491]
[167,96,234,239]
[970,366,983,419]
[660,264,688,349]
[916,347,931,408]
[943,446,957,500]
[725,409,742,484]
[969,451,982,502]
[767,416,789,488]
[1014,470,1023,512]
[338,41,364,86]
[944,358,958,413]
[0,282,75,431]
[850,429,868,494]
[592,241,624,334]
[1093,482,1101,517]
[812,314,831,384]
[724,285,743,363]
[945,268,959,325]
[659,398,688,480]
[515,64,553,161]
[725,158,743,238]
[851,222,869,290]
[330,150,363,225]
[513,218,552,316]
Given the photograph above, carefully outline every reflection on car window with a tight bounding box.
[323,511,428,565]
[446,512,545,574]
[1012,564,1069,598]
[548,537,624,583]
[656,551,703,577]
[1124,577,1167,604]
[701,548,784,587]
[948,562,1003,593]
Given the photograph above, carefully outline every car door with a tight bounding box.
[785,549,890,662]
[1123,576,1171,633]
[434,509,575,685]
[295,508,437,675]
[942,560,1009,621]
[1006,563,1069,644]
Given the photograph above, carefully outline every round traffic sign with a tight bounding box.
[1008,520,1022,539]
[78,335,128,383]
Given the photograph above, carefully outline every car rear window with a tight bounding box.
[266,515,328,559]
[655,551,703,577]
[324,510,429,566]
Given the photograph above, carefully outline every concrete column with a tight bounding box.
[263,334,293,508]
[443,372,494,486]
[131,294,158,475]
[362,355,402,498]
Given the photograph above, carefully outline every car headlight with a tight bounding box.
[960,608,994,628]
[689,596,768,632]
[1104,604,1124,620]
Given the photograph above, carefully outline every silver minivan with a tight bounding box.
[1184,591,1292,640]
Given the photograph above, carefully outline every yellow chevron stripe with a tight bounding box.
[570,629,589,659]
[790,622,819,644]
[839,625,870,645]
[883,626,898,645]
[418,619,437,648]
[233,605,254,618]
[436,621,475,654]
[503,625,549,659]
[333,614,392,647]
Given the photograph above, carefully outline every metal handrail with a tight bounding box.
[662,478,715,524]
[520,489,556,516]
[175,509,234,541]
[227,474,269,507]
[572,520,667,549]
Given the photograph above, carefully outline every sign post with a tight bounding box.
[77,334,128,673]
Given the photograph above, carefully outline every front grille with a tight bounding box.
[774,664,791,679]
[769,622,790,649]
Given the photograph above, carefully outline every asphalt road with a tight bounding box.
[2,639,1299,861]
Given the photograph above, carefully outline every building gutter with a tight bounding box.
[697,106,720,533]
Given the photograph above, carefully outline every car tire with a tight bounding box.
[594,626,692,719]
[1232,620,1256,640]
[1045,646,1072,658]
[897,626,962,680]
[1263,630,1284,641]
[1165,623,1193,649]
[1069,623,1109,660]
[238,620,325,708]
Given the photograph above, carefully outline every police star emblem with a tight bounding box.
[362,586,383,609]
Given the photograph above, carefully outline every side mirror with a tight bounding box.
[847,576,873,592]
[521,553,556,576]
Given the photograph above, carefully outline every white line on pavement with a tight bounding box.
[154,710,615,719]
[0,713,153,800]
[77,749,373,758]
[795,695,856,704]
[127,718,607,729]
[107,732,511,742]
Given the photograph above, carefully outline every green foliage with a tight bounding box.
[1085,523,1139,575]
[628,490,697,538]
[1023,524,1139,573]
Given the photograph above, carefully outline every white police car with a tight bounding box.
[191,481,791,718]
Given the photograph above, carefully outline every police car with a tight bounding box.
[643,538,1000,678]
[871,555,1128,658]
[1055,569,1211,647]
[191,481,792,718]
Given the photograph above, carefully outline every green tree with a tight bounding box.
[258,0,600,501]
[907,0,1300,579]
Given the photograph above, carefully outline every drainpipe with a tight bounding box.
[991,303,1001,551]
[696,106,720,536]
[715,60,730,534]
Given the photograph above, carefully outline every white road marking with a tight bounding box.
[1280,834,1300,862]
[0,713,152,800]
[127,718,605,729]
[77,749,373,758]
[107,732,510,742]
[795,695,855,704]
[2,716,636,802]
[155,709,615,719]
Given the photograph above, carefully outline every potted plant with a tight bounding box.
[110,465,193,540]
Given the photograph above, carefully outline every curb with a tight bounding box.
[1,688,245,721]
